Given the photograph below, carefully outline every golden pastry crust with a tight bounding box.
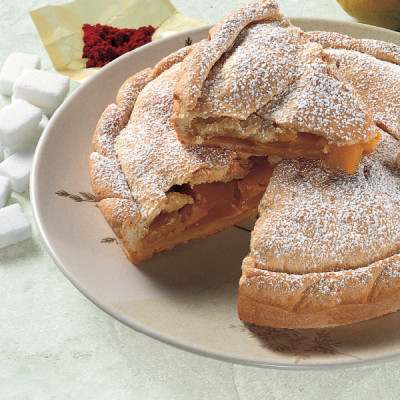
[173,0,283,111]
[305,31,400,65]
[306,31,400,140]
[90,46,260,262]
[238,253,400,329]
[238,131,400,328]
[172,1,380,161]
[250,132,400,275]
[115,64,255,248]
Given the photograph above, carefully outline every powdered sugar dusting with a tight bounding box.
[325,49,400,139]
[174,0,282,109]
[269,44,378,144]
[90,109,139,219]
[380,257,400,284]
[249,269,306,293]
[93,104,124,157]
[116,68,152,113]
[91,153,133,200]
[116,64,245,222]
[91,50,251,249]
[179,20,377,145]
[306,31,400,138]
[251,131,400,274]
[306,31,400,65]
[210,3,262,49]
[244,252,400,305]
[313,267,374,300]
[90,68,154,221]
[196,22,302,118]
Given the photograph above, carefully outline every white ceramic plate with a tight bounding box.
[31,19,400,369]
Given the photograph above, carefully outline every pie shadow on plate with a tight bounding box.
[31,19,400,369]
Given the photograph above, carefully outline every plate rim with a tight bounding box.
[31,19,400,369]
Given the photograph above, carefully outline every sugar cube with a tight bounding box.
[13,69,70,114]
[0,99,42,149]
[26,114,49,147]
[11,95,55,119]
[0,176,11,208]
[0,145,36,192]
[0,53,41,97]
[0,203,32,248]
[38,104,57,119]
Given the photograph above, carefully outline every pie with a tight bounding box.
[90,46,273,263]
[236,29,400,328]
[238,130,400,328]
[89,0,400,329]
[238,25,400,328]
[171,2,381,174]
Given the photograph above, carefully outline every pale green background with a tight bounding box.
[1,1,400,399]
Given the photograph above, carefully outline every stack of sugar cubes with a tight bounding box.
[0,52,70,249]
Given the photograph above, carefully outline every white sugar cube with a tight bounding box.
[0,203,31,248]
[0,145,36,192]
[11,95,55,119]
[26,114,49,146]
[0,99,42,149]
[0,176,11,208]
[38,105,57,119]
[0,53,41,96]
[13,69,70,113]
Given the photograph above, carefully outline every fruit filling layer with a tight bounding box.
[199,132,380,174]
[136,159,273,258]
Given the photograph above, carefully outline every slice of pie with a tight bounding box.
[90,47,273,263]
[172,1,381,174]
[238,129,400,328]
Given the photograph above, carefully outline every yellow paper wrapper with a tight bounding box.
[30,0,205,82]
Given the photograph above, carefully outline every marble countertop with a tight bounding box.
[2,1,400,399]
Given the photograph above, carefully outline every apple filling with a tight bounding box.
[133,159,273,261]
[200,131,380,174]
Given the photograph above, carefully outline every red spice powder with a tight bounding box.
[82,23,155,68]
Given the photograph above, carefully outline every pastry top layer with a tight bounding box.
[116,64,249,225]
[173,0,283,110]
[306,31,400,140]
[90,46,252,252]
[305,31,400,65]
[173,1,380,146]
[250,130,400,275]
